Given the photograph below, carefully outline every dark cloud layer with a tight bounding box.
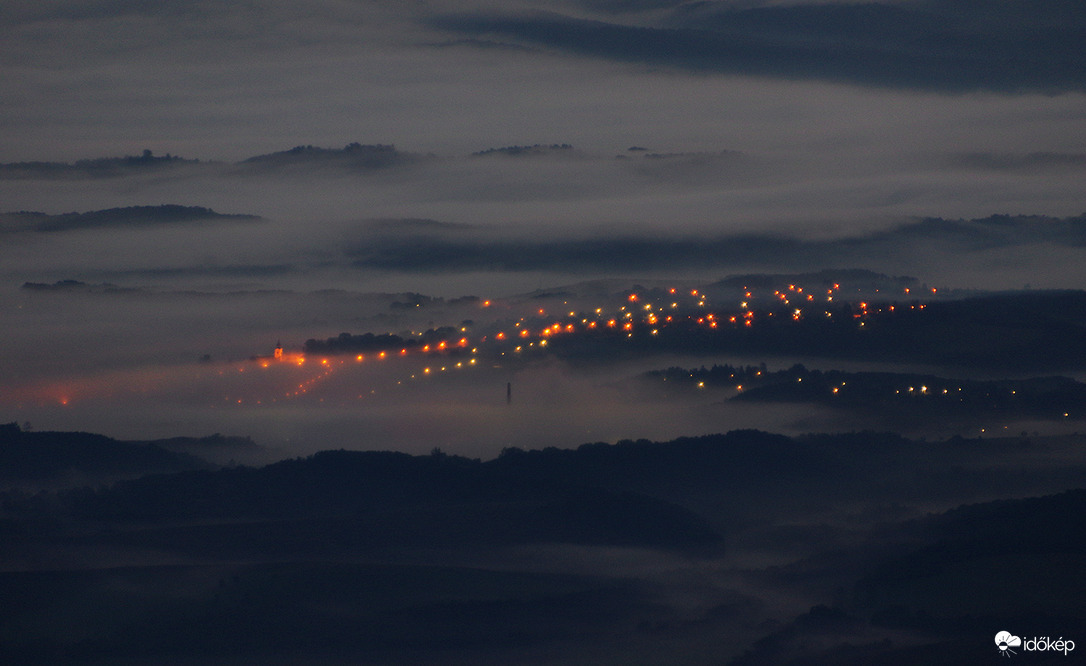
[436,0,1086,92]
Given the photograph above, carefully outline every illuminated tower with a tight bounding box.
[274,341,283,361]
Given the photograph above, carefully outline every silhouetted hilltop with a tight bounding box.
[20,279,140,293]
[0,205,259,233]
[303,325,462,356]
[2,426,1085,665]
[0,143,425,180]
[0,423,213,485]
[144,433,264,466]
[49,447,718,554]
[724,487,1086,665]
[240,142,418,171]
[710,268,915,292]
[471,143,574,157]
[649,363,1086,421]
[491,430,822,497]
[538,289,1086,372]
[0,149,199,179]
[35,427,1067,544]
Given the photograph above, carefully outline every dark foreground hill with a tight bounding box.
[0,423,222,487]
[1,428,1084,664]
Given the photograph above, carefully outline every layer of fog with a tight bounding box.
[2,144,1085,296]
[7,291,1083,460]
[4,0,1085,295]
[4,0,1085,161]
[3,341,850,460]
[3,0,1085,461]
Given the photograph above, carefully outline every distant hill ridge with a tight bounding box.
[0,205,259,233]
[0,149,197,179]
[0,422,217,484]
[240,142,411,170]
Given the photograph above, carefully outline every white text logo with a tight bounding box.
[995,631,1076,657]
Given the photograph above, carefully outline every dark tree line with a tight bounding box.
[303,326,462,355]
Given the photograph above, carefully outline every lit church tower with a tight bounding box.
[274,341,283,361]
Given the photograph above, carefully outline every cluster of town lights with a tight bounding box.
[218,281,941,407]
